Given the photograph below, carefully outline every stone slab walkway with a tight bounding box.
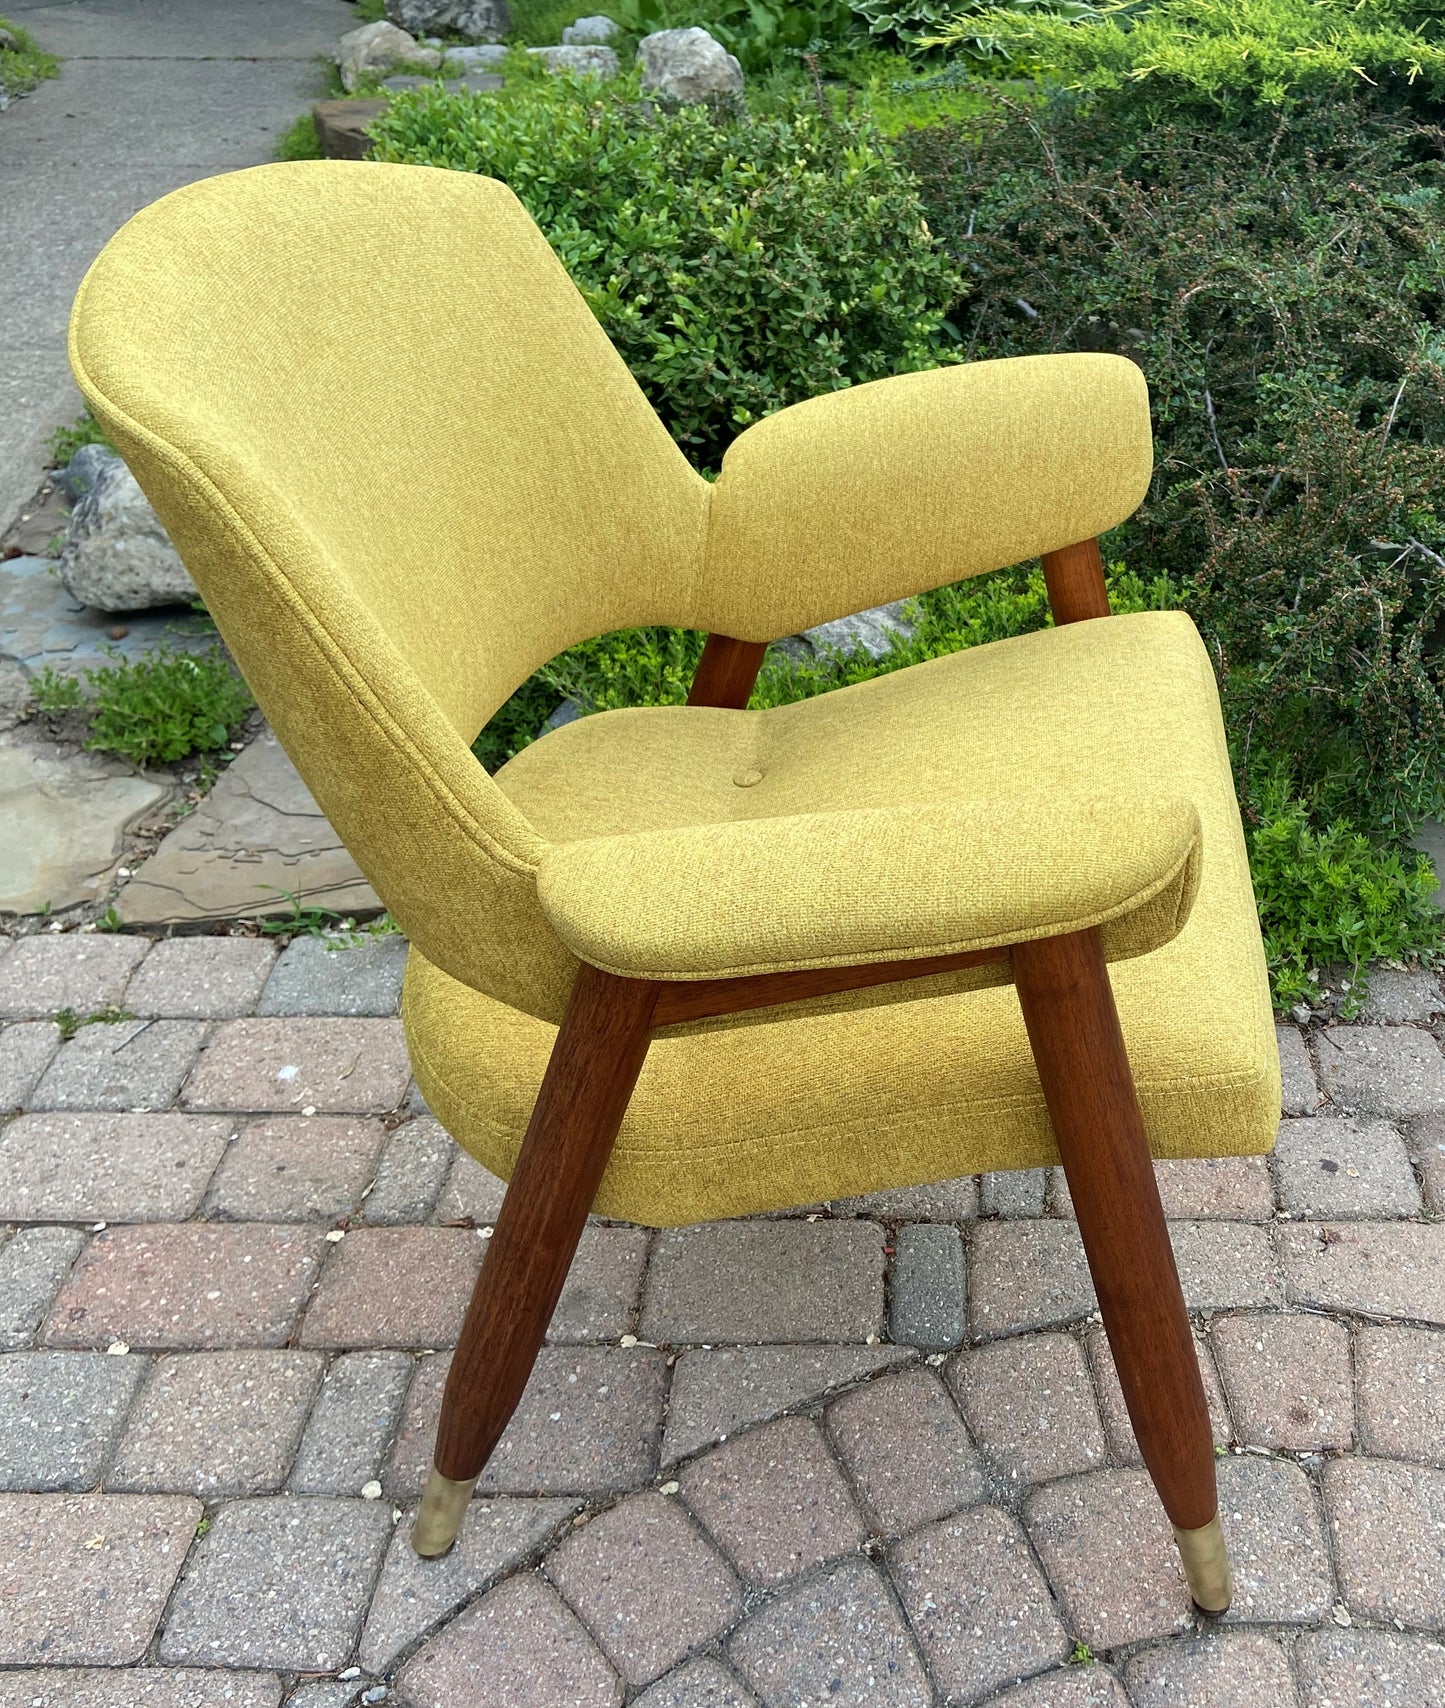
[0,932,1443,1705]
[0,0,357,534]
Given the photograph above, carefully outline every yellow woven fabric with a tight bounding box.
[418,611,1279,1225]
[537,795,1202,979]
[67,160,1278,1228]
[703,356,1153,640]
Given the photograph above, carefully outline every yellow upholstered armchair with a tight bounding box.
[70,160,1278,1609]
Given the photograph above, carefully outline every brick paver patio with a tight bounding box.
[1,931,1444,1705]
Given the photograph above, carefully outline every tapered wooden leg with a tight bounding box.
[1013,927,1232,1615]
[413,962,660,1557]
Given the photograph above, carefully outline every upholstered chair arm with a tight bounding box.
[699,353,1153,642]
[534,796,1201,982]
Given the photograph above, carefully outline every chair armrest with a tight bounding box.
[700,353,1153,643]
[535,796,1201,981]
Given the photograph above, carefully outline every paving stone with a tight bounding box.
[44,1224,324,1350]
[181,1019,410,1115]
[950,1331,1104,1489]
[968,1220,1095,1338]
[432,1150,505,1226]
[0,1492,201,1664]
[1407,1112,1445,1214]
[0,1112,232,1222]
[641,1222,884,1344]
[125,937,279,1020]
[159,1496,392,1669]
[1296,1628,1445,1707]
[1153,1155,1277,1220]
[0,1021,61,1109]
[29,1020,207,1113]
[280,1684,373,1708]
[1168,1221,1285,1309]
[110,1351,324,1497]
[1315,1025,1445,1118]
[0,1225,84,1349]
[548,1226,650,1344]
[631,1658,761,1708]
[889,1222,965,1349]
[1211,1312,1354,1451]
[1357,1325,1445,1467]
[114,733,379,929]
[299,1227,481,1350]
[0,1351,148,1491]
[984,1672,1128,1707]
[1214,1455,1333,1624]
[0,1670,283,1707]
[981,1170,1049,1218]
[1325,1457,1445,1628]
[1087,1326,1232,1460]
[1278,1221,1445,1323]
[1126,1632,1298,1706]
[364,1116,456,1224]
[359,1496,578,1675]
[1025,1469,1193,1649]
[827,1366,985,1536]
[397,1577,623,1707]
[1274,1117,1421,1217]
[0,934,150,1020]
[289,1351,414,1496]
[832,1176,978,1220]
[729,1556,930,1708]
[662,1344,913,1467]
[891,1504,1071,1705]
[1357,966,1444,1024]
[387,1346,668,1497]
[547,1492,742,1687]
[678,1416,864,1585]
[258,934,409,1018]
[205,1117,388,1223]
[1278,1024,1322,1117]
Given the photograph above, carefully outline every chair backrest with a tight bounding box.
[70,159,1153,1022]
[70,161,711,1019]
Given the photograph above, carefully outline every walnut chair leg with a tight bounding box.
[1013,928,1233,1615]
[412,963,660,1558]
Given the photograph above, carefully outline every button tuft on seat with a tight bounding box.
[733,768,764,788]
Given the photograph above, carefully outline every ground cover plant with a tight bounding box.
[0,14,57,101]
[33,645,254,768]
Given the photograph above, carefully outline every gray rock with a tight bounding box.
[562,14,619,43]
[57,442,119,501]
[0,28,17,51]
[386,0,512,44]
[804,600,914,660]
[441,43,509,69]
[336,20,441,93]
[58,451,197,612]
[637,27,743,104]
[527,44,619,76]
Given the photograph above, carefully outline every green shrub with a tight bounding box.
[275,113,322,160]
[368,74,964,468]
[33,646,254,768]
[934,0,1445,112]
[0,15,58,99]
[45,411,112,467]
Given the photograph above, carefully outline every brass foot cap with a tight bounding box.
[412,1467,479,1559]
[1173,1514,1233,1616]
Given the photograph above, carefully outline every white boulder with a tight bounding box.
[59,451,197,613]
[528,44,619,76]
[386,0,512,43]
[562,14,619,44]
[336,20,441,92]
[636,27,743,104]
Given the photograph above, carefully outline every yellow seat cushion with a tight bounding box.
[403,608,1279,1226]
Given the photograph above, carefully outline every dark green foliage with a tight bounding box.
[901,93,1445,839]
[34,647,254,767]
[368,74,964,468]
